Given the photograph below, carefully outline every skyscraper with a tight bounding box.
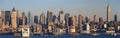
[27,12,32,25]
[85,16,90,23]
[47,10,53,25]
[59,10,64,23]
[71,16,77,26]
[22,12,27,25]
[78,14,83,33]
[11,8,18,29]
[0,17,3,29]
[107,0,111,22]
[93,15,98,23]
[18,16,22,25]
[53,17,59,25]
[65,13,70,28]
[1,11,5,24]
[5,11,11,25]
[114,14,117,21]
[68,17,72,26]
[99,17,103,23]
[34,16,39,24]
[0,10,11,25]
[39,13,46,25]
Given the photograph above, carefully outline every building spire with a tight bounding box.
[12,8,16,11]
[107,0,111,22]
[108,0,110,6]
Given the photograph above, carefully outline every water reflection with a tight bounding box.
[14,36,29,38]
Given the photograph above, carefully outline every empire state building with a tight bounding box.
[107,0,111,22]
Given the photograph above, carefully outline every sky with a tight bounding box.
[0,0,120,21]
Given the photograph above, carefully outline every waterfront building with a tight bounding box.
[83,23,90,34]
[69,26,76,33]
[48,21,54,34]
[33,24,42,35]
[103,22,107,29]
[78,14,83,33]
[86,23,90,33]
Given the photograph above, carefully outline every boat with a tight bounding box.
[106,27,115,34]
[90,33,100,36]
[21,27,30,37]
[111,33,117,36]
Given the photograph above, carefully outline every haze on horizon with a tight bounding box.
[0,0,120,21]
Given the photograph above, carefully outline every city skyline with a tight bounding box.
[0,0,120,21]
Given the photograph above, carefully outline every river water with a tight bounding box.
[0,34,120,38]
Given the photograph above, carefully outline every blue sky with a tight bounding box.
[0,0,120,21]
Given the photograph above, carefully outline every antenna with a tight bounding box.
[108,0,110,5]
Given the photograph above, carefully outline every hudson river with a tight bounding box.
[0,34,120,38]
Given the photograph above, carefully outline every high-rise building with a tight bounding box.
[99,17,103,23]
[5,11,11,25]
[114,14,117,21]
[18,16,22,25]
[98,17,104,28]
[59,10,64,23]
[53,17,59,25]
[0,10,2,17]
[93,15,98,23]
[11,8,18,29]
[1,10,11,25]
[78,14,83,26]
[39,13,46,25]
[71,16,77,26]
[1,11,5,26]
[34,16,39,24]
[107,0,111,22]
[78,14,83,33]
[1,11,5,24]
[22,12,27,25]
[27,12,32,25]
[68,17,72,26]
[86,23,90,33]
[30,13,34,26]
[65,13,70,28]
[53,15,58,24]
[0,17,3,29]
[85,16,90,23]
[47,11,53,25]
